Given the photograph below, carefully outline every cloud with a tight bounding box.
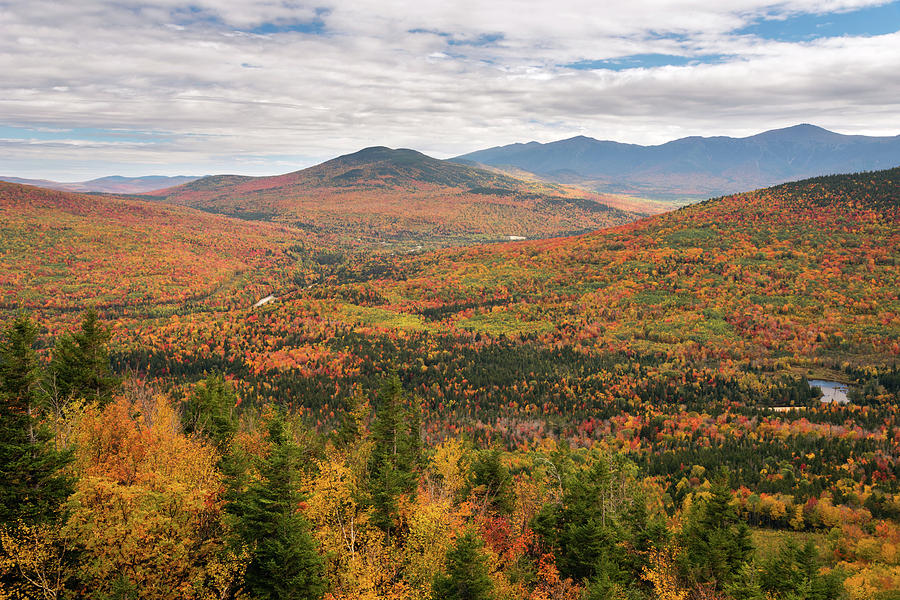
[0,0,897,178]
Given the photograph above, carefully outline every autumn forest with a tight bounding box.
[1,160,899,600]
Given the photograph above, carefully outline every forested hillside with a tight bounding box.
[1,168,899,599]
[154,147,646,247]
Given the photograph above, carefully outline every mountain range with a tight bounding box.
[0,175,200,194]
[453,124,900,201]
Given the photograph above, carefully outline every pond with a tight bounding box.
[808,379,850,404]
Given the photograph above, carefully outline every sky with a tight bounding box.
[1,0,899,180]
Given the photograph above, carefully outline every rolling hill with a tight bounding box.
[454,124,900,202]
[154,146,646,247]
[317,166,900,366]
[0,181,298,319]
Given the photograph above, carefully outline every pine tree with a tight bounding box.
[226,413,325,600]
[0,314,72,525]
[49,309,118,405]
[533,455,628,584]
[432,529,494,600]
[759,539,842,600]
[726,563,766,600]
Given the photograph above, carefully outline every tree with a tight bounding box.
[679,478,753,590]
[367,374,422,538]
[226,413,326,600]
[0,313,72,525]
[759,539,843,600]
[532,455,631,586]
[432,529,494,600]
[181,374,238,453]
[64,394,223,600]
[467,448,514,516]
[49,309,118,405]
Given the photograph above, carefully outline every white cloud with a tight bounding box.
[0,0,897,178]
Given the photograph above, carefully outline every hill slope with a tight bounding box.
[0,181,296,317]
[350,167,900,364]
[155,147,644,246]
[454,124,900,201]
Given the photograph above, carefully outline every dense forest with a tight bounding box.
[1,168,899,599]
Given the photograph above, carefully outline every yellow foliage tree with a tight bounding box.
[63,394,222,599]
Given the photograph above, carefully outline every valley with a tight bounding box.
[2,160,899,600]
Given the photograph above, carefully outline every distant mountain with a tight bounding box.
[0,174,200,194]
[155,146,645,246]
[453,124,900,201]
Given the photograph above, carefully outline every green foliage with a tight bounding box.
[49,309,119,405]
[181,373,238,452]
[432,529,494,600]
[679,478,754,590]
[759,539,844,600]
[367,374,422,538]
[532,454,647,587]
[226,413,326,600]
[467,448,514,515]
[725,563,766,600]
[0,313,72,525]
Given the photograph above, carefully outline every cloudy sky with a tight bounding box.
[2,0,899,179]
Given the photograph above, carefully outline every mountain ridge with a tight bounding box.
[154,146,648,246]
[453,124,900,200]
[0,174,201,194]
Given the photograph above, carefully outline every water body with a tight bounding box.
[809,379,850,404]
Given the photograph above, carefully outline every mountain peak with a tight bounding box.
[336,146,430,165]
[749,123,839,142]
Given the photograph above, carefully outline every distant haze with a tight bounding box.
[0,175,201,195]
[454,124,900,200]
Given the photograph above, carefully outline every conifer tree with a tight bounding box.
[432,529,494,600]
[181,373,238,453]
[0,314,72,525]
[679,478,753,590]
[226,413,325,600]
[467,448,514,516]
[49,309,118,405]
[367,373,422,538]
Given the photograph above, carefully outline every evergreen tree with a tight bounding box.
[679,478,753,590]
[0,313,72,525]
[49,309,118,405]
[726,563,766,600]
[467,448,514,515]
[532,455,629,585]
[432,529,494,600]
[367,373,422,538]
[332,386,369,449]
[759,539,843,600]
[226,413,325,600]
[181,373,238,453]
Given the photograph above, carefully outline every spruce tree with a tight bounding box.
[0,313,72,525]
[225,413,325,600]
[679,478,753,590]
[49,309,118,405]
[467,448,514,515]
[432,529,494,600]
[181,374,237,453]
[367,374,422,538]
